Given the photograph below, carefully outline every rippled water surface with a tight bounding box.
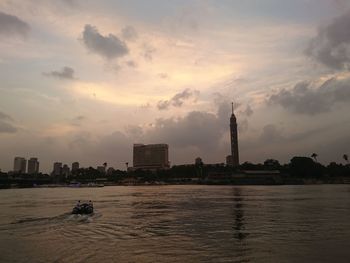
[0,185,350,262]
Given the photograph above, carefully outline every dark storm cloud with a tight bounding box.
[121,26,138,41]
[287,126,328,142]
[320,134,350,162]
[69,131,132,166]
[239,104,253,117]
[238,118,249,133]
[61,0,79,7]
[110,102,233,154]
[157,89,200,110]
[306,10,350,70]
[213,92,241,110]
[216,100,231,126]
[254,122,344,147]
[97,131,130,153]
[268,77,350,115]
[157,101,171,110]
[248,122,350,164]
[126,60,137,67]
[259,124,284,144]
[172,89,199,106]
[0,111,17,134]
[0,111,13,121]
[146,111,224,150]
[66,109,227,169]
[125,125,143,139]
[0,121,17,133]
[43,66,75,80]
[147,98,244,150]
[81,24,128,60]
[213,93,242,128]
[0,11,30,37]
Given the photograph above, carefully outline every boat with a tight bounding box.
[72,202,94,214]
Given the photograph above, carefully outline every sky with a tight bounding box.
[1,0,350,173]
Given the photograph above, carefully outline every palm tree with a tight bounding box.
[343,154,349,164]
[311,153,318,162]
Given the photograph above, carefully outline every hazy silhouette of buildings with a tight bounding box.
[13,157,26,173]
[71,162,79,173]
[229,102,239,167]
[107,167,115,175]
[195,157,203,165]
[27,157,39,174]
[62,164,70,177]
[52,162,62,176]
[133,143,170,171]
[97,166,106,174]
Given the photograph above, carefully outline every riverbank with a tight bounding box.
[1,176,350,189]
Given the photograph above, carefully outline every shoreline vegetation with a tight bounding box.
[1,156,349,189]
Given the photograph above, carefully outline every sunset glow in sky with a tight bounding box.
[1,0,350,172]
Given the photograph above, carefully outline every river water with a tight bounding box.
[0,185,349,263]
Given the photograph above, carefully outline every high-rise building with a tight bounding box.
[133,144,170,170]
[62,164,70,177]
[13,157,26,173]
[71,162,79,173]
[27,157,39,174]
[230,102,239,167]
[53,162,62,176]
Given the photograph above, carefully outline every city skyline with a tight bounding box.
[1,1,350,173]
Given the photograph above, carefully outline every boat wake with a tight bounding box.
[0,211,104,239]
[66,212,102,222]
[12,211,102,225]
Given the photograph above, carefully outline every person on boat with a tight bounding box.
[76,200,81,208]
[88,200,93,208]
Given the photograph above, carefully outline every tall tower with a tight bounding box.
[230,102,239,166]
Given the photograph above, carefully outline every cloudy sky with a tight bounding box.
[1,0,350,173]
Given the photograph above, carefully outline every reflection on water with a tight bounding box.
[231,188,251,263]
[0,185,350,263]
[232,188,248,241]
